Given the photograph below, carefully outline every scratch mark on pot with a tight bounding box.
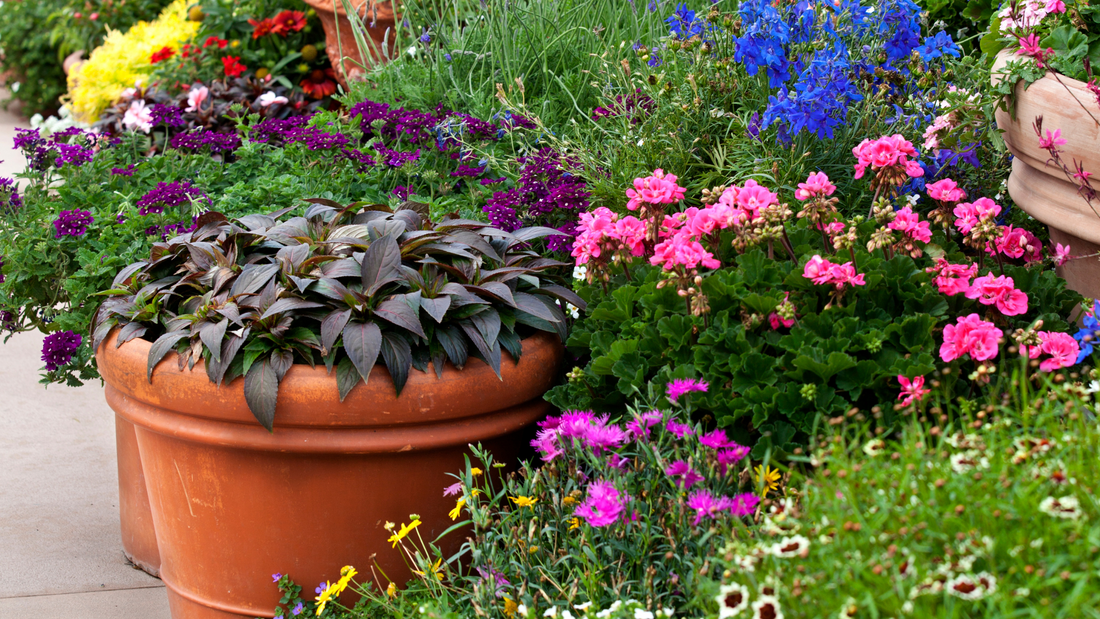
[174,460,196,518]
[398,444,413,452]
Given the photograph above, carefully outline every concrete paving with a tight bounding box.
[0,93,170,616]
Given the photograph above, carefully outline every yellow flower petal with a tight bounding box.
[449,497,466,521]
[387,519,421,547]
[509,496,538,508]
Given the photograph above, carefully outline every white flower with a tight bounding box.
[566,303,580,319]
[573,265,588,281]
[562,612,577,619]
[634,609,654,619]
[862,438,885,457]
[715,583,750,618]
[657,609,674,618]
[1039,495,1084,520]
[838,599,858,619]
[519,604,529,617]
[574,602,593,611]
[185,86,209,113]
[946,572,996,600]
[751,596,783,619]
[769,535,810,558]
[258,91,289,107]
[122,100,153,133]
[949,450,988,474]
[544,608,558,617]
[901,601,913,614]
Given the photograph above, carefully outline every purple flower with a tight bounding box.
[443,481,463,496]
[315,582,327,595]
[338,147,376,171]
[0,177,20,211]
[53,209,94,237]
[41,330,82,371]
[450,164,485,177]
[54,142,94,168]
[150,104,185,128]
[626,410,664,440]
[0,255,5,284]
[686,489,724,525]
[292,602,304,615]
[666,378,708,403]
[574,480,627,527]
[0,310,15,331]
[375,145,422,167]
[272,573,282,582]
[717,446,751,474]
[483,190,523,232]
[665,460,704,489]
[699,429,739,450]
[480,177,506,185]
[665,419,695,439]
[723,493,760,517]
[391,185,412,200]
[581,422,627,454]
[475,567,510,598]
[137,181,209,216]
[110,165,136,176]
[169,130,241,153]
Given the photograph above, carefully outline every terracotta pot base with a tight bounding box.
[116,414,161,578]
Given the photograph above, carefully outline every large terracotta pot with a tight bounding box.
[992,51,1100,297]
[97,329,561,619]
[302,0,398,85]
[116,414,161,577]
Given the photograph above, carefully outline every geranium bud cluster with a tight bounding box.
[795,171,839,227]
[953,197,1002,249]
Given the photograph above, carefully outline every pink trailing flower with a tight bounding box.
[571,207,617,265]
[897,375,930,407]
[795,171,836,201]
[888,206,932,243]
[625,169,686,211]
[940,313,1004,362]
[575,480,627,527]
[926,259,978,296]
[852,134,922,180]
[1045,0,1066,12]
[822,221,846,236]
[665,461,704,489]
[1053,242,1072,266]
[966,274,1029,316]
[953,197,1001,234]
[993,225,1043,262]
[1038,331,1079,372]
[122,100,153,133]
[667,378,708,403]
[1038,127,1068,150]
[926,178,966,203]
[802,255,865,290]
[185,86,209,113]
[1017,34,1054,66]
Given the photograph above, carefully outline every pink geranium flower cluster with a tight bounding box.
[926,178,966,203]
[626,169,686,212]
[852,134,924,180]
[794,171,836,201]
[953,197,1001,234]
[648,182,772,271]
[966,274,1029,316]
[717,179,780,220]
[887,206,932,243]
[803,255,866,290]
[1019,331,1080,372]
[571,207,648,266]
[940,314,1004,362]
[991,225,1043,262]
[926,259,978,296]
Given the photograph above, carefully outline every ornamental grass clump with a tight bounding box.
[705,377,1100,618]
[303,383,770,619]
[551,146,1084,455]
[91,201,583,429]
[66,0,201,122]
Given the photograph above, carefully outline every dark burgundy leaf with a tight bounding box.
[335,356,360,401]
[342,321,382,383]
[111,262,147,289]
[420,295,451,323]
[229,264,279,297]
[361,234,403,296]
[198,319,229,363]
[514,291,562,323]
[259,297,325,321]
[535,284,588,311]
[147,331,190,381]
[375,295,426,339]
[244,355,280,432]
[435,325,468,370]
[380,332,413,395]
[321,309,352,354]
[115,322,147,348]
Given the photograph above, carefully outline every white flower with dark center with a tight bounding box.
[769,535,810,558]
[862,439,885,457]
[950,450,988,474]
[715,583,750,618]
[751,596,783,619]
[946,572,996,601]
[1039,495,1084,520]
[837,599,858,619]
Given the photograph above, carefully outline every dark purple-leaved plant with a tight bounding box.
[91,200,584,431]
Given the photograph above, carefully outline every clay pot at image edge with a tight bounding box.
[97,329,562,619]
[116,414,161,577]
[992,51,1100,298]
[302,0,397,86]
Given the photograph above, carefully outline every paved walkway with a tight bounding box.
[0,97,170,617]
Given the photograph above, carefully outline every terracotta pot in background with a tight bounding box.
[116,414,161,577]
[97,329,561,619]
[992,51,1100,298]
[302,0,398,86]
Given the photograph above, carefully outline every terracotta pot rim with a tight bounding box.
[97,327,563,429]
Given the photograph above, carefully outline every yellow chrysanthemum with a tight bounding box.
[510,495,538,508]
[449,497,466,521]
[314,581,335,616]
[66,0,200,122]
[413,558,444,581]
[562,496,577,506]
[334,565,357,594]
[756,464,782,497]
[386,582,397,597]
[568,517,580,530]
[470,467,483,476]
[504,597,518,618]
[387,519,421,548]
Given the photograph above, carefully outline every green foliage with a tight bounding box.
[48,0,174,60]
[705,377,1100,618]
[0,0,69,116]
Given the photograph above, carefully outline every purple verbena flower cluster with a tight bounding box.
[0,177,22,211]
[375,145,422,168]
[337,147,376,172]
[15,128,96,171]
[150,104,185,128]
[482,148,589,247]
[169,130,241,153]
[144,216,200,241]
[41,330,82,371]
[53,209,94,238]
[110,165,136,177]
[136,181,210,216]
[450,164,486,177]
[250,115,350,151]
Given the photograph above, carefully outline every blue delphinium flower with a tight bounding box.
[734,0,792,88]
[666,3,704,39]
[915,30,961,62]
[1074,301,1100,363]
[761,41,862,140]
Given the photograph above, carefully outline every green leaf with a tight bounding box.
[791,350,857,381]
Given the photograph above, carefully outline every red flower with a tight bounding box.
[222,56,247,78]
[249,17,275,38]
[181,43,199,59]
[203,36,229,50]
[150,46,175,64]
[300,68,337,99]
[271,10,307,36]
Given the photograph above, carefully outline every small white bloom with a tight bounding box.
[574,602,593,611]
[519,604,529,616]
[573,265,588,281]
[1039,495,1084,520]
[544,608,558,617]
[901,601,914,614]
[562,612,577,619]
[258,91,289,107]
[862,438,885,457]
[634,609,654,619]
[715,582,750,618]
[566,303,580,319]
[769,534,810,558]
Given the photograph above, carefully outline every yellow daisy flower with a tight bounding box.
[387,519,421,548]
[314,581,335,616]
[471,467,483,476]
[504,597,518,618]
[755,464,782,497]
[386,582,397,597]
[568,517,580,530]
[449,497,466,520]
[413,558,445,581]
[510,495,538,508]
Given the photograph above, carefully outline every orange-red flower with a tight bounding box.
[203,36,228,49]
[271,10,307,36]
[222,56,247,78]
[300,68,337,99]
[249,17,275,38]
[150,46,175,64]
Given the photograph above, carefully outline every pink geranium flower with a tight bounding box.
[953,197,1001,234]
[852,134,921,179]
[735,179,778,219]
[993,225,1042,262]
[966,274,1029,316]
[926,178,966,203]
[803,255,865,290]
[122,100,153,133]
[625,169,686,211]
[1039,331,1079,372]
[185,85,209,112]
[888,206,932,243]
[897,375,930,407]
[1053,242,1072,266]
[795,171,836,201]
[926,258,978,296]
[940,313,1004,362]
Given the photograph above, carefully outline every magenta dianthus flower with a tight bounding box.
[665,419,695,439]
[665,460,704,488]
[575,480,627,527]
[723,493,761,517]
[666,378,708,403]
